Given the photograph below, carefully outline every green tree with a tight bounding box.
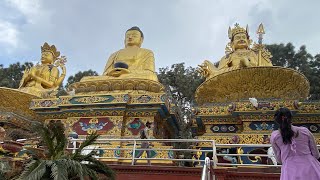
[65,70,99,89]
[266,43,295,67]
[158,63,204,104]
[158,63,204,131]
[157,63,204,165]
[0,62,33,88]
[309,54,320,99]
[267,43,320,99]
[18,121,115,180]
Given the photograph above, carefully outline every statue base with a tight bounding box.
[69,77,165,95]
[19,86,58,98]
[30,91,179,164]
[195,66,309,104]
[0,87,41,130]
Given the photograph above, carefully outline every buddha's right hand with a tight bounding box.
[198,60,215,78]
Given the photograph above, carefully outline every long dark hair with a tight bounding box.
[274,107,295,144]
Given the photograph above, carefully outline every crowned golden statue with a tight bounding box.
[195,23,309,103]
[198,23,273,79]
[72,27,163,94]
[19,42,67,98]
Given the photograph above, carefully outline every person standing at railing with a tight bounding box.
[133,121,153,165]
[68,130,79,154]
[271,107,320,180]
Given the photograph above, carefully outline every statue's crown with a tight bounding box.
[228,23,249,40]
[41,42,60,58]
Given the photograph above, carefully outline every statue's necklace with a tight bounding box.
[234,50,251,57]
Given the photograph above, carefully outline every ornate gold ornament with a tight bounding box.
[68,79,165,95]
[0,87,39,120]
[74,96,110,104]
[195,67,309,104]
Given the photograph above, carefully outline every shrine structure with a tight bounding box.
[194,23,319,164]
[0,27,178,165]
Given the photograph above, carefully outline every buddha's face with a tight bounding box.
[125,30,143,47]
[232,33,249,50]
[41,51,54,64]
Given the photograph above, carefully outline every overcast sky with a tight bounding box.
[0,0,319,77]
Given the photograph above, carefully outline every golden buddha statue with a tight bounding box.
[82,26,157,82]
[19,42,67,97]
[199,23,273,79]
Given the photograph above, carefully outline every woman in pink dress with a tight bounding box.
[271,107,320,180]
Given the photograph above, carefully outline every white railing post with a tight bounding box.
[72,139,77,154]
[212,140,216,180]
[131,139,137,165]
[201,157,211,180]
[212,140,217,168]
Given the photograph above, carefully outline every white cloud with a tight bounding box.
[0,0,319,78]
[0,20,18,49]
[5,0,41,23]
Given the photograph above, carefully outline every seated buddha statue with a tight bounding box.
[199,23,273,79]
[81,26,158,82]
[19,42,67,97]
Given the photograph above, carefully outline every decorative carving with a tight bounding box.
[210,124,239,133]
[195,67,309,104]
[66,116,122,136]
[74,96,111,104]
[30,98,59,109]
[123,117,154,137]
[137,95,151,103]
[30,93,166,109]
[0,87,40,120]
[68,79,165,95]
[127,118,145,135]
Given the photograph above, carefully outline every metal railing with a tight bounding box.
[67,137,320,179]
[68,138,216,166]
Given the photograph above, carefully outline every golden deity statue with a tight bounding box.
[82,26,157,82]
[195,23,309,103]
[74,26,163,94]
[19,42,67,98]
[198,23,273,79]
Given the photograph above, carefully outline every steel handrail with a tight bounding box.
[71,138,214,142]
[68,138,320,168]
